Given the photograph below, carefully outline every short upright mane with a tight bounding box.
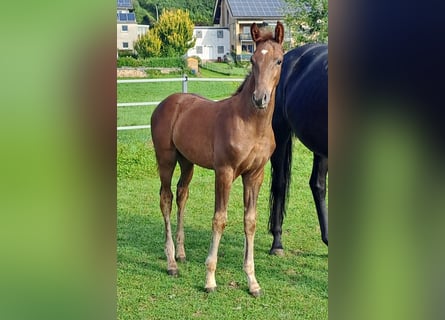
[233,72,252,96]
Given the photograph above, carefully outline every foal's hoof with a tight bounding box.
[167,269,179,277]
[176,256,186,263]
[205,286,217,293]
[250,289,262,298]
[269,248,284,256]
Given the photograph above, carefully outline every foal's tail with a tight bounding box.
[268,129,293,234]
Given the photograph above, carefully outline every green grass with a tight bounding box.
[201,62,250,76]
[117,78,328,319]
[117,136,328,319]
[117,75,244,128]
[117,79,242,104]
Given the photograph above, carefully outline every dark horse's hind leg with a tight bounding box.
[268,125,292,255]
[309,154,328,245]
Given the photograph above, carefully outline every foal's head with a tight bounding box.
[250,22,285,109]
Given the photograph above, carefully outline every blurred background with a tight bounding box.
[0,0,444,319]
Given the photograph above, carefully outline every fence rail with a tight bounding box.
[117,77,244,84]
[117,76,244,130]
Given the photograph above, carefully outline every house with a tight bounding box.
[116,0,149,52]
[186,26,230,62]
[213,0,288,60]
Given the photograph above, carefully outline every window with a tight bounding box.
[196,30,202,38]
[217,46,224,54]
[122,42,129,49]
[242,44,254,53]
[121,25,128,32]
[196,46,203,54]
[217,30,223,38]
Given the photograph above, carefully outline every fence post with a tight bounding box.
[182,74,188,93]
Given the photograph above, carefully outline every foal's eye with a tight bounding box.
[277,59,282,66]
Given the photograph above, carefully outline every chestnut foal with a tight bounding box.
[151,22,284,296]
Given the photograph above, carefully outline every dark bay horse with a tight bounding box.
[268,44,328,255]
[151,22,284,296]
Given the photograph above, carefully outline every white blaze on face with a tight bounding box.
[261,49,268,55]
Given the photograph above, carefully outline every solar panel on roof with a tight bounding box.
[117,0,132,8]
[227,0,285,17]
[119,12,128,21]
[117,12,136,22]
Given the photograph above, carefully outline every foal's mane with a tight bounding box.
[233,72,252,96]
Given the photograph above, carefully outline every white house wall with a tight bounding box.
[117,23,138,50]
[187,28,230,61]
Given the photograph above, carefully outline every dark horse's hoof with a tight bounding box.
[167,269,179,277]
[269,248,284,256]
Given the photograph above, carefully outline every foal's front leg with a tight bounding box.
[205,168,233,292]
[242,170,264,297]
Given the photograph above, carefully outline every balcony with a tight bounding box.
[239,33,252,41]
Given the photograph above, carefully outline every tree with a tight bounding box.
[155,9,196,57]
[134,0,214,26]
[133,0,154,25]
[284,0,328,44]
[134,28,162,58]
[133,9,195,58]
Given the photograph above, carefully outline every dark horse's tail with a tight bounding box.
[268,125,293,238]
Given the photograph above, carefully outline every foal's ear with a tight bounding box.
[275,21,284,45]
[251,23,261,43]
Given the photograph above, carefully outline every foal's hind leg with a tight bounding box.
[158,155,179,276]
[175,156,194,262]
[309,154,328,245]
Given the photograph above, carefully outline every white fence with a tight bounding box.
[117,76,244,130]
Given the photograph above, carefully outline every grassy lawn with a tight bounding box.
[200,62,250,76]
[117,78,328,319]
[117,78,242,103]
[117,74,244,128]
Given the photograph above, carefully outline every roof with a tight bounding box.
[117,0,133,9]
[194,26,229,30]
[228,0,285,17]
[213,0,285,24]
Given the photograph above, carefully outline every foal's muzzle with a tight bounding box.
[252,91,270,109]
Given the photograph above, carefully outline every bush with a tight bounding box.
[117,57,140,68]
[117,57,186,69]
[118,50,137,58]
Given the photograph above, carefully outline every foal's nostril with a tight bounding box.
[252,91,269,108]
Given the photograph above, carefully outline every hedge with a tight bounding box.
[117,56,186,68]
